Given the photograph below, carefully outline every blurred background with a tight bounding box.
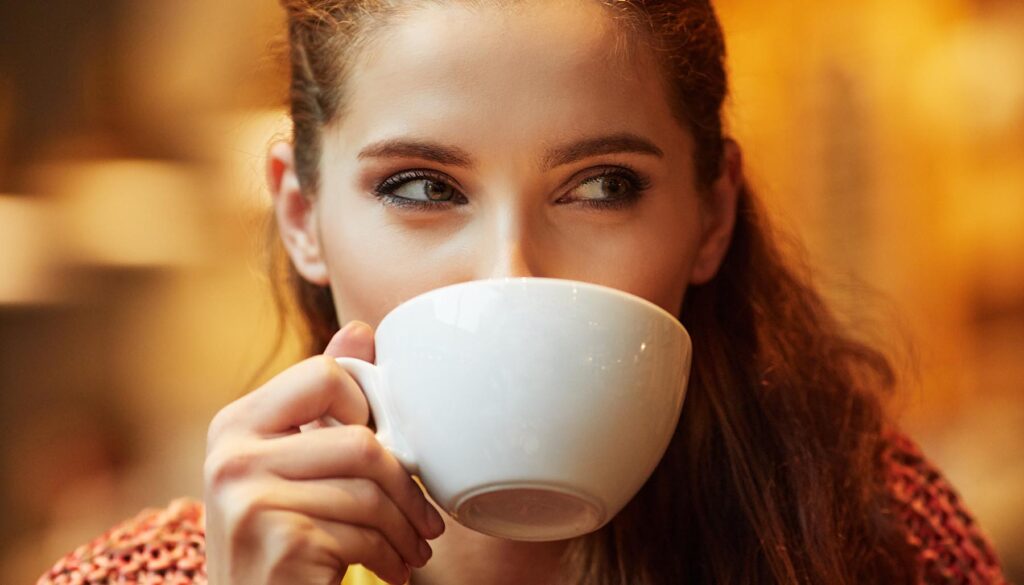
[0,0,1021,581]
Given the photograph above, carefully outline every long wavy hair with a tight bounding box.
[266,0,917,582]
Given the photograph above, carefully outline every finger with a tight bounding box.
[251,476,431,569]
[247,509,352,584]
[322,321,380,433]
[324,320,376,363]
[312,518,410,585]
[263,425,445,540]
[212,355,370,440]
[251,509,409,585]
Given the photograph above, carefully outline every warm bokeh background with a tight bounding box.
[1,0,1022,582]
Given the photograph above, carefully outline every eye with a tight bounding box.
[372,170,468,209]
[371,166,651,211]
[558,166,652,209]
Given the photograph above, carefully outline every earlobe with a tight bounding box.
[688,139,742,285]
[267,141,330,285]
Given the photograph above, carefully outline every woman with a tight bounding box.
[39,0,1005,584]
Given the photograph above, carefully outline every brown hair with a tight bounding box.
[270,0,916,582]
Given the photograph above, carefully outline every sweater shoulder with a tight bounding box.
[35,498,385,585]
[37,497,207,585]
[881,430,1007,584]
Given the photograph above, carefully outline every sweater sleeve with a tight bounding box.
[36,498,208,585]
[882,431,1007,584]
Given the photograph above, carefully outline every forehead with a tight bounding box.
[330,1,685,161]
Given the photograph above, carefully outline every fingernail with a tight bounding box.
[425,504,445,537]
[418,540,432,563]
[349,320,375,339]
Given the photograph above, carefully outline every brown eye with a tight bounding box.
[373,170,468,209]
[575,175,631,200]
[390,178,456,202]
[424,180,456,201]
[599,176,629,198]
[559,167,652,209]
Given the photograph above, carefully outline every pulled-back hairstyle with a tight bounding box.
[270,0,916,582]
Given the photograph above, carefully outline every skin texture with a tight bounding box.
[205,1,742,584]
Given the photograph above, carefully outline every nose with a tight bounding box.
[479,205,542,280]
[485,237,538,279]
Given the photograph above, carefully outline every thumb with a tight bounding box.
[324,320,376,363]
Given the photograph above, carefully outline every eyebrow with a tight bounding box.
[356,132,664,170]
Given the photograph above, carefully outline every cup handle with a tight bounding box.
[312,357,420,476]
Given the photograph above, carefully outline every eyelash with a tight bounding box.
[370,165,652,211]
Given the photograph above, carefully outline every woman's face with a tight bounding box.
[272,0,740,329]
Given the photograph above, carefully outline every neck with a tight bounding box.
[410,509,571,585]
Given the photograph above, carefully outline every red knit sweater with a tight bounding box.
[37,432,1006,584]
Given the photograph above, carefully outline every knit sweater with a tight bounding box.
[37,432,1006,585]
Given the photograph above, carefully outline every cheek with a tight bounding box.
[317,204,475,328]
[586,205,702,315]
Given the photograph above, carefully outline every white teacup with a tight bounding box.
[330,277,691,541]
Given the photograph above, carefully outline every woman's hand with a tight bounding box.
[204,321,445,585]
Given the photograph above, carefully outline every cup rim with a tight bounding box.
[378,276,689,338]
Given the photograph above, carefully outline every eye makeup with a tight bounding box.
[370,164,652,212]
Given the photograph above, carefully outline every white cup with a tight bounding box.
[329,277,691,541]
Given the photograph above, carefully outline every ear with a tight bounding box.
[688,139,742,285]
[268,140,330,285]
